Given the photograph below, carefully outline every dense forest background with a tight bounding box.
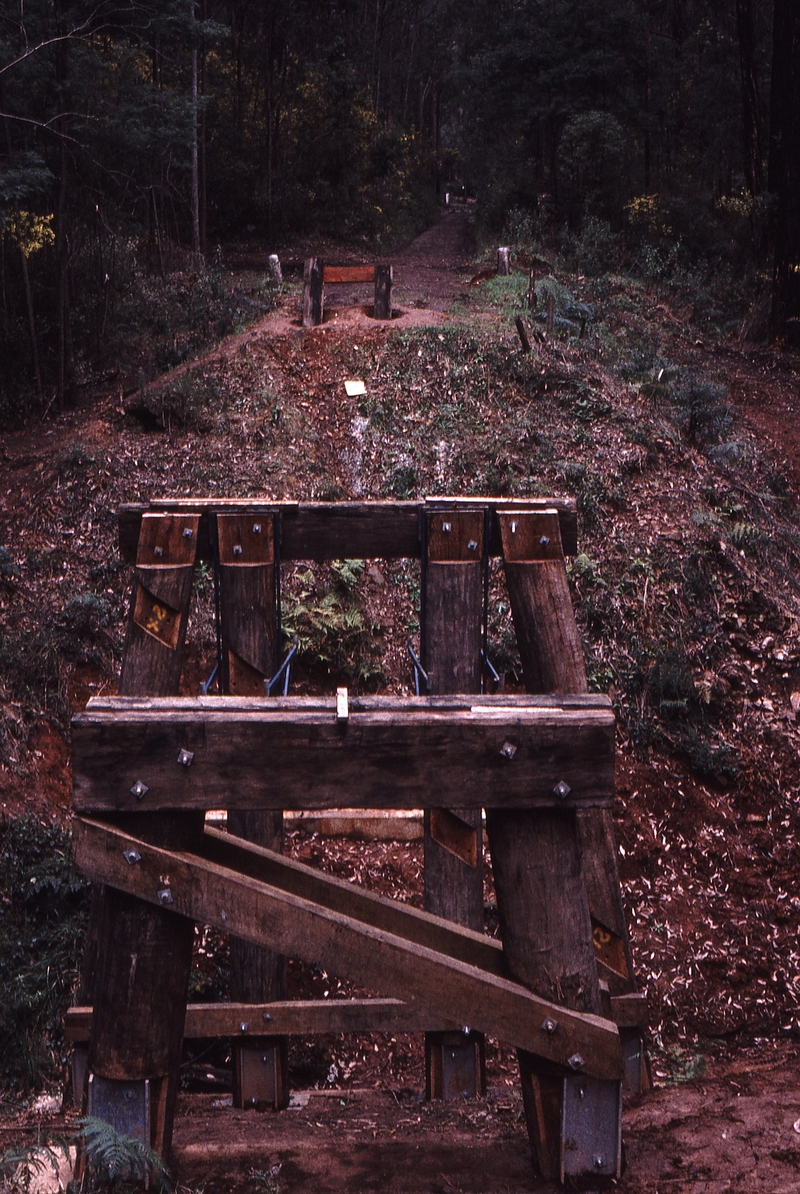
[1,0,798,418]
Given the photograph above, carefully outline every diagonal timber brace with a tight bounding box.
[73,818,623,1081]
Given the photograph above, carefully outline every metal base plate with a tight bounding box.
[87,1074,150,1142]
[561,1075,621,1180]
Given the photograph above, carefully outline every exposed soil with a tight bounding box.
[3,212,800,1191]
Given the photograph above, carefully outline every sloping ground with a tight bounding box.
[3,213,800,1188]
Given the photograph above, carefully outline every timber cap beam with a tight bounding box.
[116,499,579,563]
[71,693,615,813]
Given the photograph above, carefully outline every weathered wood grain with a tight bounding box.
[423,508,486,1097]
[116,500,579,563]
[71,695,615,813]
[84,511,203,1157]
[302,257,324,326]
[66,999,461,1043]
[72,818,623,1080]
[491,508,621,1180]
[323,265,375,283]
[373,264,393,319]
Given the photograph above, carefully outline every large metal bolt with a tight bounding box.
[541,1017,558,1034]
[568,1053,585,1070]
[594,1156,605,1170]
[233,544,243,556]
[157,888,173,906]
[239,1022,249,1033]
[123,849,141,866]
[130,780,148,800]
[553,780,571,800]
[467,539,478,551]
[252,523,262,534]
[442,522,452,533]
[182,527,193,539]
[177,749,194,767]
[154,546,163,557]
[500,741,518,760]
[539,535,550,547]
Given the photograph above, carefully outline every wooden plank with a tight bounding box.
[72,818,623,1080]
[302,257,324,327]
[212,512,288,1108]
[201,827,506,977]
[116,500,579,564]
[82,511,203,1158]
[119,513,200,695]
[66,1000,459,1044]
[491,508,619,1180]
[67,992,646,1045]
[374,264,393,319]
[323,265,375,283]
[71,695,616,813]
[423,507,486,1098]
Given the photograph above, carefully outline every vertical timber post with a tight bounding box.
[497,247,510,275]
[422,505,486,1100]
[490,507,626,1181]
[83,512,203,1158]
[214,511,289,1110]
[374,264,393,319]
[302,257,324,327]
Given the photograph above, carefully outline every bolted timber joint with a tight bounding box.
[182,527,193,539]
[123,849,141,866]
[594,1156,605,1170]
[177,749,194,767]
[233,544,243,556]
[539,535,550,547]
[262,1012,273,1024]
[130,780,148,800]
[157,888,173,906]
[500,741,518,760]
[568,1053,585,1071]
[154,546,163,557]
[252,523,261,534]
[239,1022,249,1033]
[553,780,571,800]
[541,1017,558,1034]
[467,539,478,552]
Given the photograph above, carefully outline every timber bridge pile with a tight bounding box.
[67,497,648,1185]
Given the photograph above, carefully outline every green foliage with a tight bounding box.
[77,1118,172,1194]
[281,563,384,687]
[0,818,89,1091]
[0,1137,70,1194]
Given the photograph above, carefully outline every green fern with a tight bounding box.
[78,1117,172,1193]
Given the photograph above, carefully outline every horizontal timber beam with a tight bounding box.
[117,499,578,563]
[66,991,646,1044]
[72,694,615,813]
[72,818,623,1080]
[323,266,375,283]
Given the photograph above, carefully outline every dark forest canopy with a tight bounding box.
[0,0,797,414]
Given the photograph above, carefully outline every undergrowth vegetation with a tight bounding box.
[0,818,89,1093]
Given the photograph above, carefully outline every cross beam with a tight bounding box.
[72,819,623,1081]
[71,694,615,813]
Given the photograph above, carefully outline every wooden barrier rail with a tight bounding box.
[303,258,393,325]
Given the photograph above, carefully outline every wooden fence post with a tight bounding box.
[302,257,324,327]
[374,264,393,319]
[214,512,289,1110]
[487,508,625,1181]
[82,512,203,1157]
[497,247,510,275]
[422,506,486,1099]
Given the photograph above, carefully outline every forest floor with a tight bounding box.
[3,210,800,1191]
